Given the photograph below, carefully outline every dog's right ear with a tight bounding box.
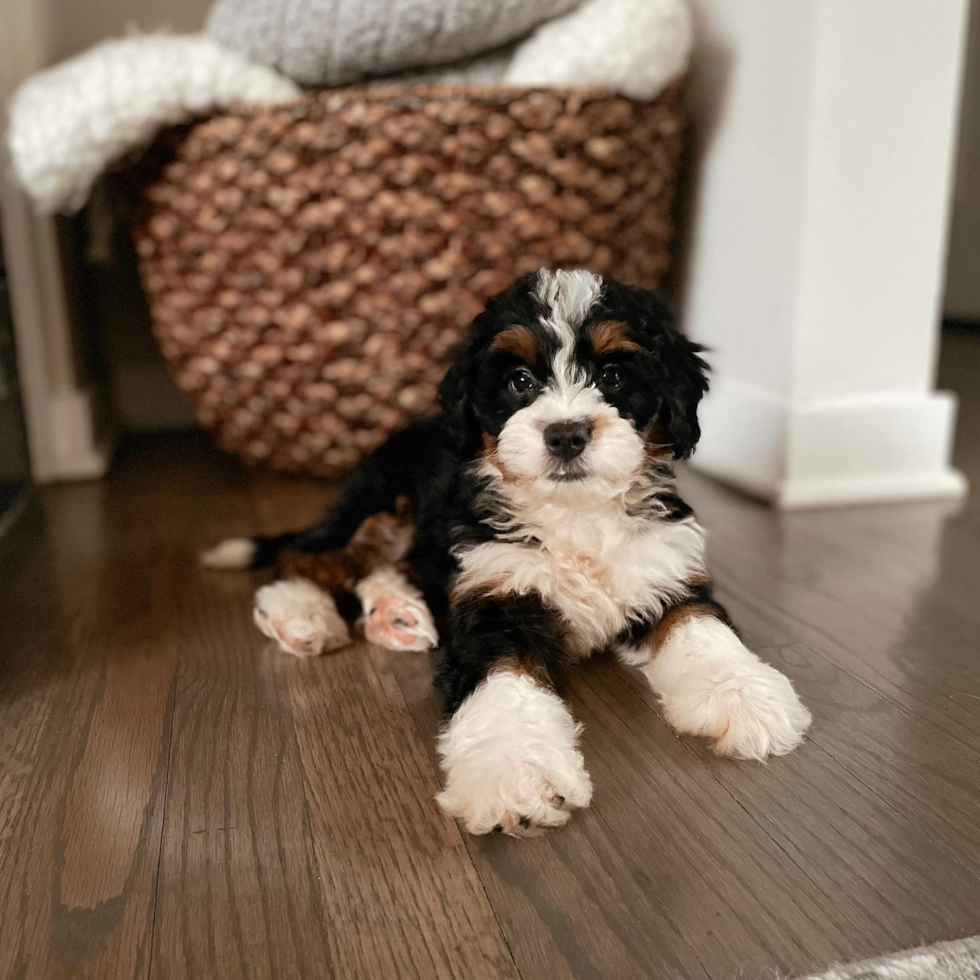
[438,344,478,458]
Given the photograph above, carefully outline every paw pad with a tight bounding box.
[363,592,437,651]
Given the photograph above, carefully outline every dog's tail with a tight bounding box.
[200,417,444,572]
[200,532,299,570]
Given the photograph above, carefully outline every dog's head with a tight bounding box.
[439,269,708,500]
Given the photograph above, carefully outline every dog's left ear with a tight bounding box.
[628,286,711,460]
[656,330,710,460]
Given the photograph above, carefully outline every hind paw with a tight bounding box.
[253,579,350,657]
[356,567,438,652]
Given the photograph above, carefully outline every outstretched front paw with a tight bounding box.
[646,617,811,760]
[437,758,591,837]
[436,671,592,837]
[655,658,811,760]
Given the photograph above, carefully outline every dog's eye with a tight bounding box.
[509,368,537,395]
[598,365,625,393]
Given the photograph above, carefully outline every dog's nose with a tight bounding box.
[544,421,591,461]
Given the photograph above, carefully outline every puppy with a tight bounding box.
[204,269,812,836]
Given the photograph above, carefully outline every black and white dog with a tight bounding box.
[203,269,812,836]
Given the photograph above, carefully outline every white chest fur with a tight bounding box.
[455,502,707,655]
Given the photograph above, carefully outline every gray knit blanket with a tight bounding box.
[206,0,580,86]
[795,936,980,980]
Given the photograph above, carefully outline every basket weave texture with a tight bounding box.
[132,82,685,476]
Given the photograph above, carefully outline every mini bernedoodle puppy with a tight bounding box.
[203,269,812,837]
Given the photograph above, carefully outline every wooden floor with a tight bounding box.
[2,331,979,980]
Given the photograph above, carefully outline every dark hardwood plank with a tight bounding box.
[147,451,339,980]
[615,643,980,958]
[679,470,980,753]
[0,325,975,980]
[394,655,712,980]
[278,645,518,980]
[0,446,186,979]
[251,484,521,980]
[0,503,68,850]
[560,661,862,980]
[761,643,980,862]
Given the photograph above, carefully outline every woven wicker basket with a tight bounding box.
[131,81,685,477]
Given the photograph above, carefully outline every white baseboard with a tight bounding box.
[48,388,117,482]
[692,380,968,509]
[774,470,968,509]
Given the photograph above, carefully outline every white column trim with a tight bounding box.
[0,0,115,482]
[682,0,970,509]
[693,379,967,510]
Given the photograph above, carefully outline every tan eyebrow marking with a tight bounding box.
[589,319,642,356]
[490,324,538,365]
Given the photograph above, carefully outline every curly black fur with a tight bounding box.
[239,271,720,709]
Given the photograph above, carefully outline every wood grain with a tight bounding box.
[251,482,520,980]
[146,443,339,980]
[687,483,980,752]
[562,660,858,979]
[0,333,977,980]
[0,445,186,979]
[615,643,980,957]
[394,661,712,980]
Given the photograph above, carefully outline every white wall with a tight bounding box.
[48,0,210,60]
[683,0,969,507]
[946,0,980,321]
[794,0,966,400]
[682,1,815,398]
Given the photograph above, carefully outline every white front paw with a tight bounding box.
[436,672,592,836]
[666,666,811,760]
[647,617,811,760]
[437,757,591,837]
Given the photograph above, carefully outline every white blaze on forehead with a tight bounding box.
[535,268,603,339]
[534,268,602,392]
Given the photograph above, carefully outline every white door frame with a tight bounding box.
[0,0,115,482]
